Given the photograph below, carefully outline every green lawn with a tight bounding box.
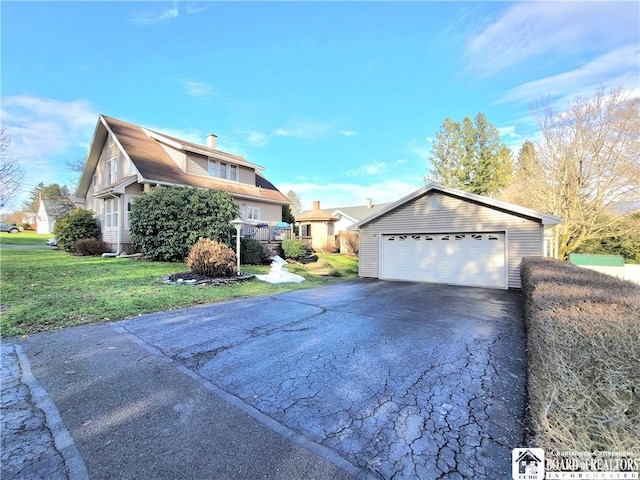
[0,231,54,246]
[0,248,359,337]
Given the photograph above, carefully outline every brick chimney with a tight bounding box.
[313,200,320,210]
[206,133,217,149]
[367,198,373,209]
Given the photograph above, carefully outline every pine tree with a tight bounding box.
[427,113,513,196]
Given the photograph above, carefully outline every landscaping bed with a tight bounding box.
[521,257,639,452]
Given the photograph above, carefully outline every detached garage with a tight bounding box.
[353,185,562,289]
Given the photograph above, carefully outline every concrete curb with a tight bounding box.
[15,345,89,480]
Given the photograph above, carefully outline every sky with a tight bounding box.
[1,1,639,212]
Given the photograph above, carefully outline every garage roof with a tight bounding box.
[352,184,563,228]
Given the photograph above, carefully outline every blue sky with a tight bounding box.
[1,1,638,211]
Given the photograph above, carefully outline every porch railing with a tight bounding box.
[241,224,292,242]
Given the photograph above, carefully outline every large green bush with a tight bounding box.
[282,239,308,260]
[128,187,239,262]
[53,208,100,252]
[240,238,266,265]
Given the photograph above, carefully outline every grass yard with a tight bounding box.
[0,231,54,246]
[0,248,358,337]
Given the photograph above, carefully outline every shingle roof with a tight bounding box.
[100,115,288,205]
[295,206,339,222]
[329,203,391,222]
[41,198,75,218]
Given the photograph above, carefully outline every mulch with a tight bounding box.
[163,272,255,286]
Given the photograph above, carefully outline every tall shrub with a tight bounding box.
[128,187,239,262]
[53,208,100,253]
[186,238,236,278]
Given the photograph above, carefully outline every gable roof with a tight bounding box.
[76,115,288,205]
[353,184,563,228]
[39,198,75,218]
[329,203,391,223]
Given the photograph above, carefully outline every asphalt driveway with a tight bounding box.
[14,279,526,479]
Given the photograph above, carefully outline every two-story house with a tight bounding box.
[75,115,289,253]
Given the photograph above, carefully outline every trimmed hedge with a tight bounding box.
[521,257,639,452]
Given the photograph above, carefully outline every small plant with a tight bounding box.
[186,238,236,278]
[319,240,339,254]
[74,238,111,256]
[240,238,266,265]
[339,231,359,255]
[282,239,308,260]
[54,208,100,252]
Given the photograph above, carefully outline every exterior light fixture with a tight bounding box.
[230,217,244,273]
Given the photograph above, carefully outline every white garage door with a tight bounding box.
[381,233,506,288]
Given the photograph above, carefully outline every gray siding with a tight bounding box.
[358,192,543,288]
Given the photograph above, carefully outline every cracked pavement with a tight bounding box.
[117,279,526,479]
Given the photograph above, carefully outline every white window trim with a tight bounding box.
[230,165,238,181]
[208,159,216,177]
[105,198,119,229]
[247,206,260,221]
[107,158,118,185]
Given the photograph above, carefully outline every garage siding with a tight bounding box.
[358,192,543,288]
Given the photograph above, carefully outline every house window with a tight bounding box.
[107,158,118,185]
[124,196,134,228]
[247,207,260,221]
[301,224,311,237]
[220,162,227,179]
[105,198,118,228]
[208,159,216,177]
[230,165,237,181]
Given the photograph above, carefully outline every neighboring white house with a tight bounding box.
[36,198,75,234]
[75,115,290,252]
[353,184,563,289]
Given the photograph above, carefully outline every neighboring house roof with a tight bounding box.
[76,115,289,205]
[296,201,391,224]
[329,202,391,224]
[295,203,339,222]
[39,198,75,218]
[353,184,564,228]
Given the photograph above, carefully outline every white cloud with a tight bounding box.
[465,2,638,76]
[130,1,179,25]
[247,131,269,147]
[346,161,387,177]
[274,120,330,140]
[277,179,424,211]
[0,95,98,198]
[340,130,358,137]
[183,80,214,99]
[498,44,640,105]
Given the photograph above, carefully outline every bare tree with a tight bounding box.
[0,126,25,209]
[500,88,640,259]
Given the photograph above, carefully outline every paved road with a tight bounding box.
[6,279,526,479]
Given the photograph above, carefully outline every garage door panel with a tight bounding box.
[381,233,506,288]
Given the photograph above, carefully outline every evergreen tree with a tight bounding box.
[22,183,71,212]
[428,113,513,196]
